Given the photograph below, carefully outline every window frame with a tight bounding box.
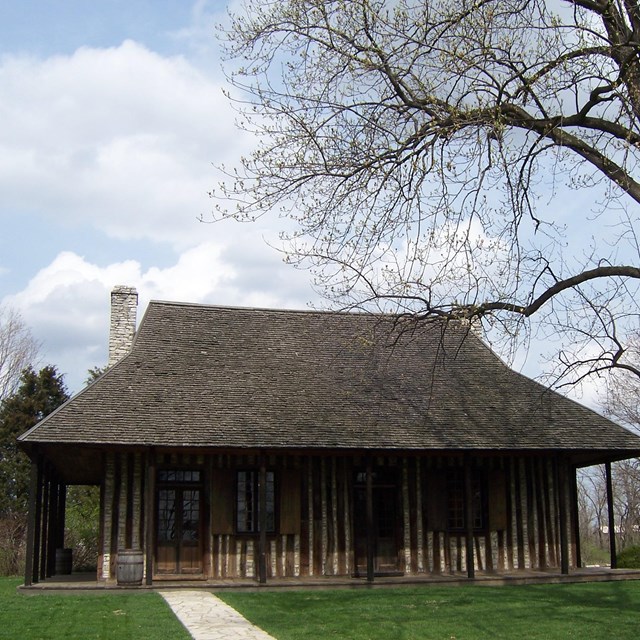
[446,469,488,533]
[235,469,276,534]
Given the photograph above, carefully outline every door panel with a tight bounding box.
[353,483,399,575]
[157,489,178,573]
[375,487,398,572]
[179,489,202,574]
[156,486,202,575]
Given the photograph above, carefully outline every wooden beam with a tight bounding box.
[56,483,66,550]
[366,456,374,583]
[557,457,569,575]
[514,459,525,569]
[464,458,475,579]
[32,458,43,584]
[144,450,155,586]
[46,476,59,577]
[258,454,267,584]
[571,467,582,568]
[605,462,617,569]
[24,458,40,586]
[307,457,314,577]
[39,468,50,580]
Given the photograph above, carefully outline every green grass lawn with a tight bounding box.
[4,577,640,639]
[217,580,640,640]
[0,578,190,640]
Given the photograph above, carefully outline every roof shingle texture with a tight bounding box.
[20,301,640,452]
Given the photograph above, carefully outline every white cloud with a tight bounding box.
[0,38,322,393]
[0,40,245,249]
[3,243,317,393]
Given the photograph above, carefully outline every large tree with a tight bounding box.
[217,0,640,384]
[0,366,68,517]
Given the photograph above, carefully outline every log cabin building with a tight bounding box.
[18,287,640,586]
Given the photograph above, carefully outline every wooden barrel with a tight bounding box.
[116,550,144,586]
[55,548,73,575]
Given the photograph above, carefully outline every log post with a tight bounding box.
[258,454,268,584]
[366,456,374,583]
[39,467,50,580]
[557,457,569,575]
[46,476,59,577]
[24,457,41,586]
[464,458,475,579]
[56,483,66,550]
[144,450,155,585]
[605,461,617,569]
[571,467,581,568]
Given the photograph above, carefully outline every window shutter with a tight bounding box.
[488,470,507,531]
[426,472,448,531]
[279,469,301,534]
[211,469,234,535]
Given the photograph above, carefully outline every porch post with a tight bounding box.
[557,457,569,575]
[605,461,617,569]
[258,454,268,584]
[366,456,374,583]
[24,457,40,586]
[464,457,475,579]
[144,450,155,585]
[571,467,582,568]
[46,475,59,577]
[32,457,43,584]
[56,483,66,550]
[39,466,50,580]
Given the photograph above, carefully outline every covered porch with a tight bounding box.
[19,445,636,588]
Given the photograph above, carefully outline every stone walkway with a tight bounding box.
[159,590,277,640]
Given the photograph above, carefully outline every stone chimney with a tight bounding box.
[108,286,138,367]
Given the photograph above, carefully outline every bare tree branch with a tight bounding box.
[0,305,40,402]
[216,0,640,385]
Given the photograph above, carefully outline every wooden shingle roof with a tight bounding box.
[19,301,640,462]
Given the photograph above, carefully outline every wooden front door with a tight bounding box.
[353,472,399,576]
[156,483,203,575]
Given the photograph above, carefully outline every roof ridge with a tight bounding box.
[147,300,407,318]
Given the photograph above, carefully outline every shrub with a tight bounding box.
[617,546,640,569]
[580,542,610,567]
[65,485,100,571]
[0,514,26,576]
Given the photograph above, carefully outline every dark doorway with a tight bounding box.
[353,469,399,575]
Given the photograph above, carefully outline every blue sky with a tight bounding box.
[0,0,319,392]
[0,1,194,56]
[0,1,611,409]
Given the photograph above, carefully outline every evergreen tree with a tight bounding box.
[0,366,68,517]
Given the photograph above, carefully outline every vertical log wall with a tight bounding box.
[99,451,146,581]
[97,450,577,582]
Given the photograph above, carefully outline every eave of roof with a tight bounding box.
[18,301,640,456]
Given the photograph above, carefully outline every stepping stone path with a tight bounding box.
[159,590,277,640]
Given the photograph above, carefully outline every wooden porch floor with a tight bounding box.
[18,566,640,593]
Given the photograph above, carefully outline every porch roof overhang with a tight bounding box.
[19,440,640,486]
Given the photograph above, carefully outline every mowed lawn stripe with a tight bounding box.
[0,578,191,640]
[217,581,640,640]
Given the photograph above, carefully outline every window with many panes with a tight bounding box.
[236,470,275,533]
[156,469,202,543]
